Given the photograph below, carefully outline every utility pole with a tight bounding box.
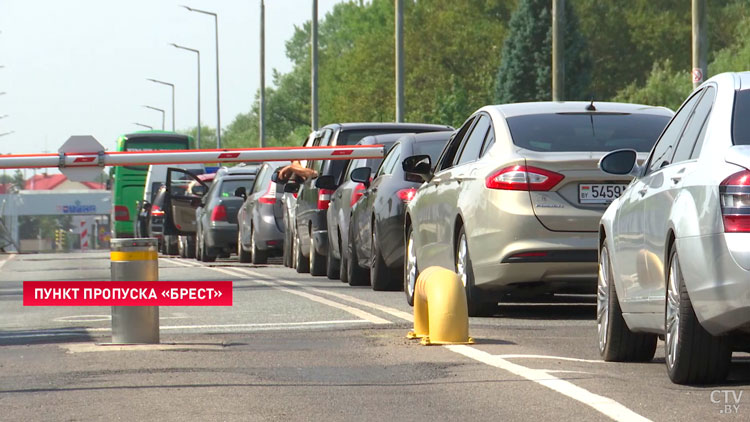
[260,0,266,147]
[692,0,707,89]
[552,0,564,101]
[395,0,404,122]
[311,0,319,131]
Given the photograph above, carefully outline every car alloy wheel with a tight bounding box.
[405,227,417,305]
[456,233,469,288]
[597,246,611,354]
[665,253,681,371]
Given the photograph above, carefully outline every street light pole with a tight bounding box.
[182,6,221,148]
[692,0,707,89]
[143,105,166,130]
[552,0,565,101]
[260,0,265,148]
[133,123,154,130]
[172,43,201,148]
[146,78,175,131]
[395,0,404,122]
[311,0,319,131]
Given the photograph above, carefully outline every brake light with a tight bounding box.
[259,181,277,204]
[318,189,334,210]
[486,165,564,191]
[350,183,366,207]
[397,188,417,202]
[211,204,228,222]
[720,170,750,232]
[151,204,165,217]
[114,205,130,221]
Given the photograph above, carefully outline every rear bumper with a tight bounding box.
[205,223,238,250]
[677,233,750,335]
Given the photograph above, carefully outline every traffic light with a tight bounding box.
[54,229,66,250]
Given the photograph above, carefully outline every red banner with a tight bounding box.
[23,281,233,306]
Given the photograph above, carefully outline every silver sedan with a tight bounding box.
[598,71,750,384]
[403,101,672,316]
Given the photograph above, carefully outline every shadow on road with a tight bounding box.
[0,326,98,346]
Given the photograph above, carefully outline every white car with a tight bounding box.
[597,71,750,384]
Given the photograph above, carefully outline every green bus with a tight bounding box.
[110,131,194,238]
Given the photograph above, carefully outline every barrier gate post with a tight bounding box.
[110,238,159,344]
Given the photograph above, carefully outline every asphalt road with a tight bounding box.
[1,251,748,421]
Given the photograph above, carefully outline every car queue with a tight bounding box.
[139,71,750,385]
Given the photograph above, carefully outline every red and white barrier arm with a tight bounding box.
[0,145,385,169]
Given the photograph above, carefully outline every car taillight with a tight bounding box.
[211,204,228,222]
[397,188,417,202]
[720,169,750,232]
[259,181,277,204]
[114,205,130,221]
[151,204,165,217]
[486,165,564,191]
[318,189,334,210]
[350,183,366,207]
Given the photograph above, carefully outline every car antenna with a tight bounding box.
[586,96,596,111]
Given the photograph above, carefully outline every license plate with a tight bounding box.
[579,184,628,204]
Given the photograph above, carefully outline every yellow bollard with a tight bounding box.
[407,266,474,345]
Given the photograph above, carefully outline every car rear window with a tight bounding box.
[219,178,256,197]
[414,140,448,164]
[733,89,750,145]
[506,113,671,152]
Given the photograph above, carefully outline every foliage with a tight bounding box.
[494,0,591,103]
[613,60,692,112]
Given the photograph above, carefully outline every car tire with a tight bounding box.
[326,232,340,280]
[166,236,178,255]
[371,224,397,291]
[339,232,349,284]
[456,226,495,317]
[200,233,216,263]
[597,242,657,362]
[309,228,327,276]
[178,237,187,258]
[283,223,292,268]
[251,225,267,265]
[195,231,203,262]
[347,222,369,286]
[185,236,196,259]
[295,227,310,273]
[238,230,251,263]
[665,244,731,384]
[404,224,418,306]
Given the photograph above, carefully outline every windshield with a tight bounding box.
[506,113,671,152]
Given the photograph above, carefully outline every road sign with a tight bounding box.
[692,68,704,84]
[0,136,386,182]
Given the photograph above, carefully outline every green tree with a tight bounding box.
[494,0,591,103]
[613,60,691,112]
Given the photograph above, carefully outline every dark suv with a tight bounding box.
[293,122,453,276]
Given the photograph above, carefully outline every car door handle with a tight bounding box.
[371,187,378,193]
[638,187,648,196]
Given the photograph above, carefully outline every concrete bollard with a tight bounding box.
[110,238,159,344]
[407,266,474,345]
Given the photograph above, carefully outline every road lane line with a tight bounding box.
[160,258,201,267]
[446,345,651,422]
[209,266,391,325]
[496,354,606,364]
[187,261,651,421]
[233,267,415,322]
[0,254,16,271]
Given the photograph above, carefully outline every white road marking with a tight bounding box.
[172,259,650,421]
[447,345,651,422]
[496,354,606,364]
[0,320,371,339]
[210,266,391,325]
[233,267,416,322]
[0,254,16,271]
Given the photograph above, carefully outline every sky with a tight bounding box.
[0,0,345,155]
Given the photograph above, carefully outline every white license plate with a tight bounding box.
[579,184,628,204]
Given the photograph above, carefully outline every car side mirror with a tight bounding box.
[350,167,371,188]
[284,183,300,193]
[315,175,338,191]
[402,155,432,182]
[234,186,247,200]
[193,185,208,196]
[599,149,639,176]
